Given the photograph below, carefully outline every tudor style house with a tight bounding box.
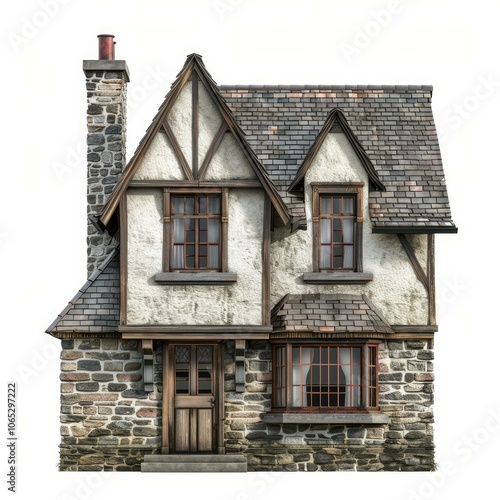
[47,36,457,472]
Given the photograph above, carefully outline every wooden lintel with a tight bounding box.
[122,333,269,340]
[128,180,262,189]
[119,324,271,333]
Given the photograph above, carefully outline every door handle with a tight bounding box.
[209,396,215,408]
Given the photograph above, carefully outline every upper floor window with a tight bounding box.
[161,188,229,273]
[171,194,221,270]
[312,184,364,273]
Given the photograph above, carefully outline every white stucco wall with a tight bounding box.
[204,133,257,181]
[167,80,192,168]
[198,82,223,168]
[270,132,428,325]
[133,132,187,180]
[126,189,264,325]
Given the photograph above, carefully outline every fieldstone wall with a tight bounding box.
[84,68,128,276]
[59,338,434,471]
[59,339,162,471]
[223,339,435,471]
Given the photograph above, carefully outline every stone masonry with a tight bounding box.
[59,338,434,471]
[59,339,162,471]
[84,66,128,276]
[224,340,435,472]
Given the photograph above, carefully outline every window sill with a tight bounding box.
[262,412,389,425]
[154,272,237,285]
[302,272,373,284]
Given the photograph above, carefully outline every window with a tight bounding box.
[312,184,364,273]
[273,343,378,411]
[171,194,221,270]
[161,188,229,274]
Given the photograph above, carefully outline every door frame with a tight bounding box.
[161,342,225,454]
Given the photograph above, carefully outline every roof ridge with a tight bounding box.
[218,84,434,91]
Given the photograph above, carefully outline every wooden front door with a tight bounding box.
[163,344,219,454]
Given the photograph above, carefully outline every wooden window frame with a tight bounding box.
[312,183,364,273]
[271,341,379,413]
[162,188,229,273]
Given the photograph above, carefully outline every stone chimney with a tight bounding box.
[83,35,130,276]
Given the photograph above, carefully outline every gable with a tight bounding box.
[289,108,385,193]
[99,54,290,230]
[306,131,370,185]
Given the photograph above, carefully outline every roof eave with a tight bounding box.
[372,225,458,234]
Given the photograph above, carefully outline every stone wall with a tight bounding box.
[59,339,162,471]
[224,339,435,471]
[59,338,434,471]
[84,68,127,276]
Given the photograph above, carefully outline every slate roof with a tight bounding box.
[46,249,120,336]
[271,294,394,335]
[219,84,457,233]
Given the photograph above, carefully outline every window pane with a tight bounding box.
[320,346,328,364]
[173,246,184,268]
[333,246,343,269]
[351,386,360,407]
[321,196,332,215]
[199,197,207,214]
[343,246,354,269]
[208,246,219,268]
[186,219,195,243]
[186,245,195,268]
[208,197,220,214]
[333,197,341,214]
[320,219,331,243]
[320,246,331,269]
[340,348,351,365]
[343,219,354,243]
[199,218,207,243]
[173,219,185,243]
[329,365,338,385]
[344,197,354,215]
[185,197,195,214]
[208,219,220,243]
[199,246,207,267]
[292,347,300,365]
[352,348,361,365]
[333,219,342,242]
[173,197,184,214]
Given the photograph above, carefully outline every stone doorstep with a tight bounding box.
[141,454,247,473]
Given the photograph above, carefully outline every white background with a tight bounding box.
[1,1,497,499]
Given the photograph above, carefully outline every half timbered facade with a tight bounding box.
[47,36,457,472]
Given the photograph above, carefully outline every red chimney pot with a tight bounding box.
[97,34,115,60]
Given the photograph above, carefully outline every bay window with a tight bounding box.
[273,342,378,411]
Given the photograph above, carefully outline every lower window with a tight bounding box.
[273,343,378,411]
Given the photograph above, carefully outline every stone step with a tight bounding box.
[141,454,247,473]
[143,454,246,463]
